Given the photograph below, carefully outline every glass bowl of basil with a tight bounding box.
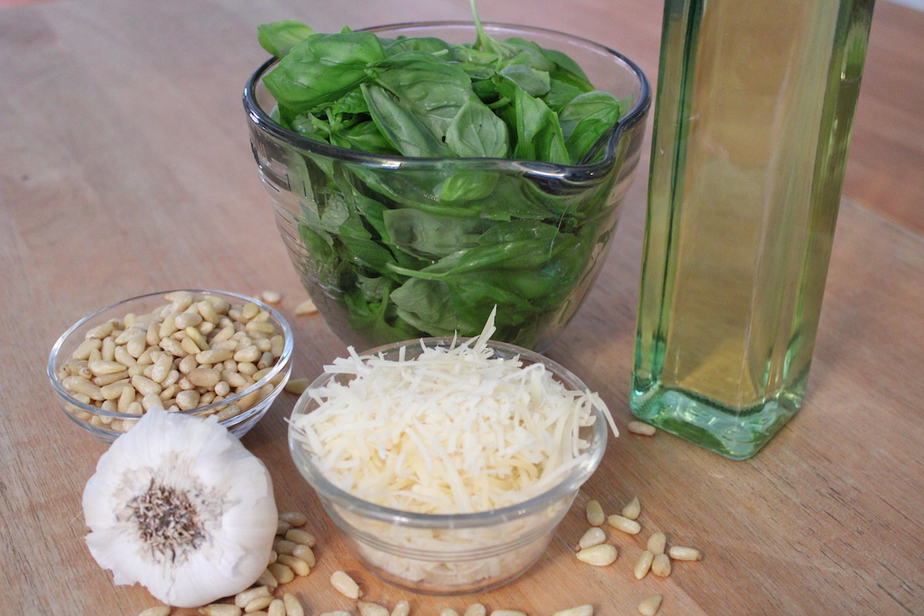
[243,17,650,351]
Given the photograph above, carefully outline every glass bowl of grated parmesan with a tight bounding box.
[288,317,614,595]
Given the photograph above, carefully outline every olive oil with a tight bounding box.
[632,0,874,459]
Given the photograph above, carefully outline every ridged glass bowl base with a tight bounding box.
[630,384,802,460]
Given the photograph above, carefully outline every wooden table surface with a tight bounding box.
[2,1,922,615]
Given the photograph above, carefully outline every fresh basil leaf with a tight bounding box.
[263,32,385,111]
[330,120,397,154]
[559,90,625,162]
[384,36,452,56]
[541,48,593,90]
[361,83,451,157]
[499,64,550,96]
[258,21,316,57]
[436,170,498,203]
[543,77,585,111]
[511,85,570,164]
[445,98,509,158]
[383,208,486,258]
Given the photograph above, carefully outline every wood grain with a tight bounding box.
[0,1,922,615]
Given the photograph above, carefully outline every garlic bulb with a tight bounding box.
[82,407,277,607]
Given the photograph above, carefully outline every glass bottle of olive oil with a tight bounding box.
[632,0,874,459]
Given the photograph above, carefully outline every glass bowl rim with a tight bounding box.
[288,336,609,529]
[47,288,294,421]
[243,20,651,179]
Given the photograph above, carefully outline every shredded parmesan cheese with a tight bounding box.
[291,309,616,515]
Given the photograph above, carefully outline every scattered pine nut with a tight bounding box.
[651,553,671,577]
[261,290,282,304]
[295,299,318,315]
[138,607,171,616]
[267,599,285,616]
[244,595,274,612]
[198,605,242,616]
[292,543,316,567]
[608,514,642,535]
[577,527,606,549]
[627,421,656,436]
[464,604,486,616]
[319,612,352,616]
[440,609,460,616]
[357,601,390,616]
[275,539,297,555]
[490,611,527,616]
[279,511,308,527]
[282,594,305,616]
[638,594,662,616]
[621,496,641,520]
[235,586,271,608]
[330,570,361,599]
[284,378,310,395]
[276,554,310,576]
[634,550,654,579]
[575,544,618,566]
[585,499,605,526]
[668,545,703,561]
[647,532,666,554]
[267,563,295,584]
[257,568,278,590]
[276,519,291,535]
[551,606,593,616]
[391,600,411,616]
[285,528,317,547]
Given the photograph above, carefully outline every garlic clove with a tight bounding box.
[83,407,277,608]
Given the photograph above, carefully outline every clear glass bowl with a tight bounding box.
[47,289,293,443]
[288,338,608,595]
[243,21,650,352]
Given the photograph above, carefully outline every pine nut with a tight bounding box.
[284,378,310,395]
[637,594,662,616]
[235,586,271,608]
[270,335,284,357]
[257,569,278,590]
[242,303,259,320]
[176,389,201,410]
[126,401,143,415]
[464,604,486,616]
[174,312,202,329]
[647,532,666,554]
[292,544,315,567]
[276,519,290,535]
[234,346,260,363]
[247,321,276,335]
[634,550,654,579]
[217,405,242,421]
[150,355,171,383]
[268,563,294,584]
[330,570,361,599]
[237,390,260,411]
[179,354,198,374]
[577,527,606,549]
[136,346,154,365]
[198,300,220,324]
[228,307,243,322]
[99,380,129,400]
[238,361,257,375]
[391,600,411,616]
[268,550,277,564]
[276,554,310,576]
[197,348,232,364]
[668,545,703,561]
[244,596,273,613]
[319,612,351,616]
[200,392,215,405]
[73,338,102,360]
[89,359,126,375]
[256,337,272,352]
[189,367,221,388]
[608,514,641,535]
[142,393,164,411]
[226,371,251,388]
[576,543,618,566]
[117,385,135,412]
[621,496,641,520]
[257,351,274,369]
[357,601,389,616]
[199,605,242,616]
[551,606,593,616]
[282,594,303,616]
[440,609,459,616]
[285,528,316,547]
[63,376,103,400]
[490,611,527,616]
[261,290,282,304]
[275,539,297,555]
[267,599,285,616]
[585,499,605,526]
[160,337,187,357]
[165,291,194,310]
[295,299,317,315]
[181,336,202,356]
[206,296,231,313]
[279,511,307,527]
[651,553,671,577]
[252,368,271,382]
[114,346,136,367]
[101,337,116,361]
[215,381,231,396]
[627,421,656,436]
[138,607,171,616]
[94,371,129,387]
[86,322,114,339]
[132,375,161,397]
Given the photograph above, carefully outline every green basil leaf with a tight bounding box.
[258,21,315,57]
[444,98,509,158]
[499,64,550,96]
[361,83,451,157]
[511,85,570,164]
[559,90,625,162]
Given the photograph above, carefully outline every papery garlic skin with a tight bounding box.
[83,407,277,608]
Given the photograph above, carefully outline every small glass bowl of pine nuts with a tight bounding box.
[47,289,293,443]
